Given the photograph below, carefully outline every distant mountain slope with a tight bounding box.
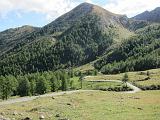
[94,24,160,74]
[133,7,160,23]
[0,25,39,56]
[0,3,154,76]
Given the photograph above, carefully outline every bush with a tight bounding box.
[99,85,132,92]
[135,83,160,90]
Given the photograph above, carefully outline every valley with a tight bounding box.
[0,2,160,120]
[0,68,160,119]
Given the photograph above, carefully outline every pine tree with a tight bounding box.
[18,77,31,97]
[50,75,59,92]
[30,79,36,95]
[122,73,129,87]
[0,75,16,100]
[0,76,7,100]
[36,76,50,94]
[61,73,68,91]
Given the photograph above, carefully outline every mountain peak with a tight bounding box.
[43,2,130,35]
[77,2,120,16]
[78,2,94,6]
[43,2,95,34]
[133,7,160,23]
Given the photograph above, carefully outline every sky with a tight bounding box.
[0,0,160,31]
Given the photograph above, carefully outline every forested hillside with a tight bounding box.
[0,3,135,76]
[0,25,39,56]
[0,2,160,102]
[0,3,159,77]
[95,24,160,74]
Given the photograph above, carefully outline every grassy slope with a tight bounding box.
[0,91,160,120]
[0,68,160,119]
[74,63,95,73]
[85,68,160,87]
[70,77,123,90]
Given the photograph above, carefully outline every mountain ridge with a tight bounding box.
[133,7,160,23]
[0,2,159,76]
[0,25,39,56]
[41,2,127,35]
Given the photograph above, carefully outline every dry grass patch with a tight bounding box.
[0,91,160,120]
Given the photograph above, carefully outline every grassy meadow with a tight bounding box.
[0,91,160,120]
[70,77,125,90]
[84,68,160,88]
[0,68,160,120]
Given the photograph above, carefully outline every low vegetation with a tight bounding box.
[0,91,160,120]
[0,68,136,100]
[70,77,131,92]
[0,3,160,120]
[85,68,160,91]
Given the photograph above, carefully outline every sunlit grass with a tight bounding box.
[84,68,160,87]
[0,91,160,120]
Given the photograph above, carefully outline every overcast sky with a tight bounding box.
[0,0,160,31]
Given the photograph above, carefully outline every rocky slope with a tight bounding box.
[133,7,160,23]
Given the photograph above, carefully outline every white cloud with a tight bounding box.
[0,0,79,21]
[104,0,160,17]
[85,0,93,4]
[0,0,160,21]
[0,0,13,18]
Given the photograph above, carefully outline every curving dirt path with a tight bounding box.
[86,80,141,93]
[0,78,141,106]
[0,90,95,106]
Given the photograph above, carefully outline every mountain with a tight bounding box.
[0,2,158,76]
[42,2,136,37]
[42,2,94,35]
[94,23,160,74]
[133,7,160,23]
[0,25,39,56]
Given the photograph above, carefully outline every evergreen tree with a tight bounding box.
[50,75,59,92]
[30,79,36,95]
[61,73,68,91]
[0,75,16,100]
[122,73,129,87]
[18,77,31,97]
[0,76,7,100]
[5,75,18,96]
[36,76,50,94]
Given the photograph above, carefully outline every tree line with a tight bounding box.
[0,69,98,100]
[0,70,75,100]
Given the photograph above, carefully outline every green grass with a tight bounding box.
[70,77,123,90]
[70,68,160,90]
[0,91,160,120]
[84,68,160,88]
[1,69,160,119]
[136,79,160,86]
[84,72,146,82]
[82,81,122,90]
[74,63,95,73]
